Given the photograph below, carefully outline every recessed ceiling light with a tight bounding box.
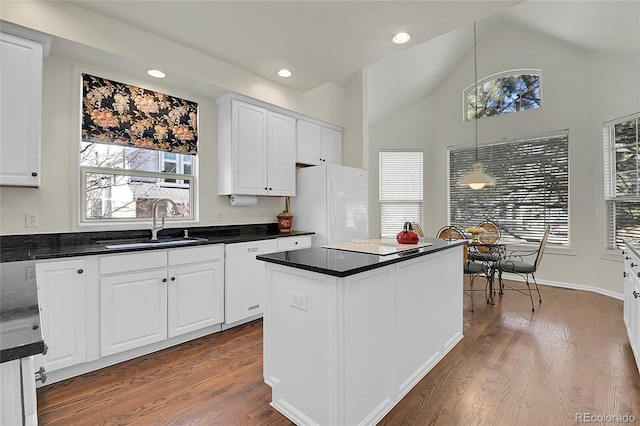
[278,69,292,78]
[391,32,411,44]
[147,69,166,78]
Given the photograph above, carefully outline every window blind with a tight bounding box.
[81,74,198,154]
[379,151,423,238]
[449,132,569,245]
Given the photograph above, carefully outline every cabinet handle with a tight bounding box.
[77,269,84,274]
[31,172,38,177]
[264,187,268,190]
[637,272,640,278]
[42,343,49,355]
[294,241,298,245]
[248,247,259,253]
[162,278,167,283]
[624,272,628,277]
[634,290,640,299]
[248,304,260,310]
[626,256,631,260]
[632,263,637,268]
[269,187,272,191]
[35,366,47,384]
[171,276,176,281]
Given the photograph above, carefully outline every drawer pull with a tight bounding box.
[624,272,628,277]
[77,269,84,274]
[634,290,640,299]
[248,304,260,310]
[632,263,637,268]
[248,247,259,253]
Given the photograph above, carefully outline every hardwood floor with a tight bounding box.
[37,281,640,425]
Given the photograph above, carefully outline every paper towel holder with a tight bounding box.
[229,194,258,206]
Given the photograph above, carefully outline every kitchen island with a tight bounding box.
[257,238,465,426]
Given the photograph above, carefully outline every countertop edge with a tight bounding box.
[257,240,465,277]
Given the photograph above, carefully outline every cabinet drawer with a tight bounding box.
[99,250,167,275]
[277,236,312,252]
[168,244,224,266]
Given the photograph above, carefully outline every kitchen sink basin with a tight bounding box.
[104,237,208,250]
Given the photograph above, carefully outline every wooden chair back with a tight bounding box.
[437,226,466,241]
[477,220,500,252]
[534,226,551,272]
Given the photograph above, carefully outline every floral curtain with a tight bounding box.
[81,74,198,154]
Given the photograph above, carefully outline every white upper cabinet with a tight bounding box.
[0,31,45,187]
[217,95,296,196]
[296,119,342,166]
[267,111,297,196]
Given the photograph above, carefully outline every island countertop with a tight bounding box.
[256,237,465,277]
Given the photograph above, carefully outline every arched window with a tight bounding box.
[464,69,542,121]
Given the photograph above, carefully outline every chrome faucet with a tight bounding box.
[151,198,179,241]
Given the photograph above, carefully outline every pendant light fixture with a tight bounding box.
[459,22,495,190]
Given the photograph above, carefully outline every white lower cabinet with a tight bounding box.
[1,356,37,425]
[623,244,640,374]
[35,258,87,372]
[100,269,168,356]
[99,245,224,357]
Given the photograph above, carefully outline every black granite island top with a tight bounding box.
[1,260,45,362]
[0,224,314,263]
[256,237,465,278]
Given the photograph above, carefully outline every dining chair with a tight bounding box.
[469,220,502,262]
[461,243,490,312]
[437,226,489,311]
[495,226,550,311]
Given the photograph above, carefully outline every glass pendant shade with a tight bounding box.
[459,162,495,190]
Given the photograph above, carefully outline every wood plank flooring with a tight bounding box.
[37,281,640,425]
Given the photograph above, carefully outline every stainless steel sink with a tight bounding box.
[104,237,208,250]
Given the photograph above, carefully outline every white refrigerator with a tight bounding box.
[291,163,368,246]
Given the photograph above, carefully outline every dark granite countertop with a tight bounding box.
[0,224,314,263]
[256,238,465,277]
[1,260,44,363]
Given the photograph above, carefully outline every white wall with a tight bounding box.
[0,1,351,235]
[367,23,639,295]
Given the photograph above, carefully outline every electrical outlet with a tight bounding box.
[26,266,37,281]
[289,291,307,311]
[212,212,224,222]
[25,212,38,227]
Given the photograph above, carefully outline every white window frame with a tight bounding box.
[379,150,423,239]
[603,112,640,251]
[463,69,542,122]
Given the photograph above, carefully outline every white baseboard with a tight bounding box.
[500,274,623,300]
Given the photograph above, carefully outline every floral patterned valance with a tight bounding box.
[81,74,198,154]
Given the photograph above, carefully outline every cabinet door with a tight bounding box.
[321,127,342,165]
[296,119,322,166]
[225,240,278,324]
[100,270,167,356]
[0,32,43,187]
[168,260,224,338]
[267,111,296,196]
[233,100,268,195]
[36,259,86,371]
